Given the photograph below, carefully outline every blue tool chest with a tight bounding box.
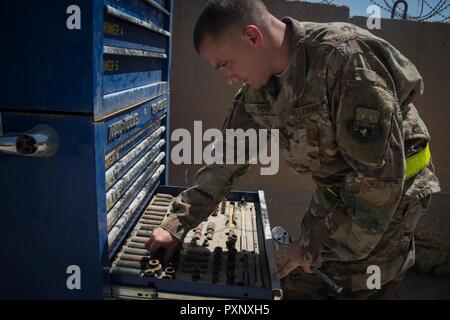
[0,0,172,299]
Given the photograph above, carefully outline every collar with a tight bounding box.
[268,17,306,114]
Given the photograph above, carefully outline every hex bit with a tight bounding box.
[146,205,168,212]
[131,236,150,243]
[111,266,142,276]
[118,253,147,262]
[115,260,142,269]
[152,201,171,206]
[154,197,172,202]
[164,266,176,277]
[126,241,147,249]
[155,193,173,199]
[136,230,153,237]
[143,211,167,217]
[123,247,149,256]
[139,219,162,226]
[141,216,165,223]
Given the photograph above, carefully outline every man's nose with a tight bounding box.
[227,75,239,86]
[220,68,238,85]
[224,72,240,85]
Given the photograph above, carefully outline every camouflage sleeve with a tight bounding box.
[160,86,263,241]
[299,44,410,266]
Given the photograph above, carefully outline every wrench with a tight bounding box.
[271,226,343,294]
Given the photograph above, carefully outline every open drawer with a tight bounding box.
[106,185,282,300]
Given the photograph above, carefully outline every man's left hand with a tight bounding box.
[275,240,314,279]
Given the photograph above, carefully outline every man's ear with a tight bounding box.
[243,25,264,48]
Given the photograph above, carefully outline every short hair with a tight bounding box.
[193,0,269,52]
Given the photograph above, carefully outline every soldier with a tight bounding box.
[147,0,441,299]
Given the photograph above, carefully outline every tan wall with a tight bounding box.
[169,0,450,236]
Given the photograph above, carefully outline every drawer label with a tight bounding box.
[104,59,120,72]
[104,21,124,37]
[108,113,139,142]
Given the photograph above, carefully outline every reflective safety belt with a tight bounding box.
[326,143,431,198]
[405,143,431,180]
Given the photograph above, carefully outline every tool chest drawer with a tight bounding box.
[108,186,282,300]
[0,103,169,299]
[1,0,172,119]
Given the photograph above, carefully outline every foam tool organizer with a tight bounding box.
[109,187,282,300]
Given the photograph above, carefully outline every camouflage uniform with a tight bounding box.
[161,18,441,298]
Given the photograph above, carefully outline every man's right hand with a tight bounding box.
[145,227,181,265]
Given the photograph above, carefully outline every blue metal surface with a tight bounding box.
[0,112,105,299]
[0,110,168,299]
[105,134,165,191]
[103,14,167,53]
[0,0,171,119]
[102,95,168,154]
[0,0,102,113]
[105,0,165,30]
[0,0,173,299]
[104,118,163,170]
[106,149,163,211]
[103,55,165,94]
[102,82,169,117]
[144,0,170,15]
[161,0,173,186]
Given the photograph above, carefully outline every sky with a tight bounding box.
[296,0,450,22]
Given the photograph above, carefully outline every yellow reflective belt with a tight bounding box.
[326,187,339,198]
[405,143,431,180]
[325,144,430,198]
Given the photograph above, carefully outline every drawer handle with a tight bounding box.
[0,124,59,157]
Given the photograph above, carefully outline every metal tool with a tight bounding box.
[206,222,215,241]
[227,202,236,228]
[249,205,262,288]
[271,226,343,294]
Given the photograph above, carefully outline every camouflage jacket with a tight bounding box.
[161,18,441,288]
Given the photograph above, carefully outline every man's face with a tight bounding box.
[199,27,272,89]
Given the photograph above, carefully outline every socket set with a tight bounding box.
[108,187,282,300]
[110,193,173,277]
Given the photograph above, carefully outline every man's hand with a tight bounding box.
[275,240,313,279]
[145,227,181,265]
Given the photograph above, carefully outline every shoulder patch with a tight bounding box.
[347,106,381,142]
[336,70,396,166]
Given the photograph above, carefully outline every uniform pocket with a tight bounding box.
[284,103,322,173]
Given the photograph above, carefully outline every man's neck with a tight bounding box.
[266,17,292,75]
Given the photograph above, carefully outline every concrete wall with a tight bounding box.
[169,0,450,237]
